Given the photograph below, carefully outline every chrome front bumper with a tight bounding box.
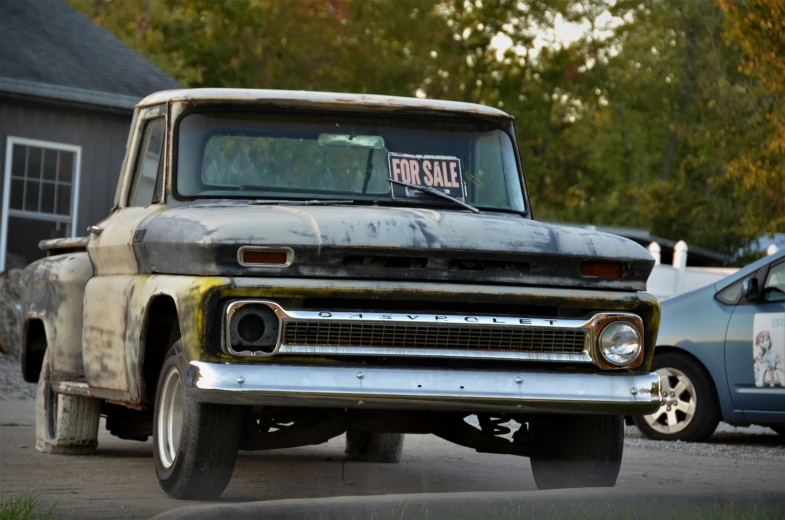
[187,362,662,415]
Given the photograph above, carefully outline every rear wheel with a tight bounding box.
[153,339,243,499]
[35,350,101,455]
[633,353,719,442]
[345,431,404,463]
[529,415,623,490]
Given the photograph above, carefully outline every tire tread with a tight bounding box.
[530,415,623,490]
[154,340,242,500]
[35,350,101,455]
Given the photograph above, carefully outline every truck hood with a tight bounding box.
[135,201,654,290]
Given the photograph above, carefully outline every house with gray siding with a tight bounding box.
[0,0,180,271]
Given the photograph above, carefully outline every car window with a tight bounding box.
[763,262,785,303]
[177,111,526,212]
[716,277,747,305]
[128,118,165,207]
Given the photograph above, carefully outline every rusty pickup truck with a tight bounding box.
[19,89,661,499]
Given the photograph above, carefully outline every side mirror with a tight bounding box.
[741,278,758,300]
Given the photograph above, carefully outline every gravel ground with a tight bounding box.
[624,423,784,461]
[2,354,783,519]
[0,353,36,401]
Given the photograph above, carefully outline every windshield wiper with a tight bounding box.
[249,199,355,206]
[387,178,480,214]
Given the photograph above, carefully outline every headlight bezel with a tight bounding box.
[591,314,645,370]
[598,321,642,366]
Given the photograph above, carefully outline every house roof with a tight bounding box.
[139,88,513,121]
[0,0,180,110]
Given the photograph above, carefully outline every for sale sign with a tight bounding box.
[388,153,465,202]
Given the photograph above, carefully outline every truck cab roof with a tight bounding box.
[137,88,513,122]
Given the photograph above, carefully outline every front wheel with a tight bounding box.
[633,353,719,442]
[529,415,623,490]
[153,339,243,499]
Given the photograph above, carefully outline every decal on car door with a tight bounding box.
[753,313,785,387]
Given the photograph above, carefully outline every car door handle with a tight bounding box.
[87,225,104,235]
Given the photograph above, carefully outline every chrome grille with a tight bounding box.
[282,321,587,354]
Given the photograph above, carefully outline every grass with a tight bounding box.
[303,503,785,520]
[0,494,55,520]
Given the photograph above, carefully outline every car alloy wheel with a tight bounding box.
[156,366,184,469]
[643,367,697,434]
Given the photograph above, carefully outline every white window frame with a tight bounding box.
[1,137,82,271]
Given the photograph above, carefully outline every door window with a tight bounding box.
[127,118,165,207]
[762,262,785,303]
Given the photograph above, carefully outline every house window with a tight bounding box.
[1,137,81,271]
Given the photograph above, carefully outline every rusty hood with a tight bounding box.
[134,201,654,290]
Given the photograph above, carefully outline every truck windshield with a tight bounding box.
[176,111,526,212]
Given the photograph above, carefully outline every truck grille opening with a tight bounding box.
[448,259,530,272]
[282,322,587,354]
[343,255,428,268]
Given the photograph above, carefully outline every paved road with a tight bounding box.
[2,397,784,519]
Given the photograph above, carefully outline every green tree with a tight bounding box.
[71,0,784,262]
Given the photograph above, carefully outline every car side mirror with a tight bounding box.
[741,278,758,300]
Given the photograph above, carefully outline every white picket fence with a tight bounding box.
[646,241,779,301]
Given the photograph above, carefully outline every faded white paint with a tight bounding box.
[141,88,512,121]
[87,206,158,275]
[21,252,93,377]
[82,275,133,394]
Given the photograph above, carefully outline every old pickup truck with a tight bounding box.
[19,89,661,499]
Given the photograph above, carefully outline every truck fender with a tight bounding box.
[20,252,93,382]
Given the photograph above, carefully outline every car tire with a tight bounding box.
[633,352,719,442]
[345,431,404,463]
[529,414,623,490]
[153,339,243,500]
[35,349,101,455]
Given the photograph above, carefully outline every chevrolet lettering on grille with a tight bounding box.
[312,311,559,327]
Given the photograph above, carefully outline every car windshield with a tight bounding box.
[176,111,525,212]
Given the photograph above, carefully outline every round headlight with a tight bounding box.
[598,321,641,366]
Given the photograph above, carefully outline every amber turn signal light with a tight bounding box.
[580,261,624,278]
[238,247,292,267]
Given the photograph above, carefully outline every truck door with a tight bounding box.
[82,108,167,397]
[725,258,785,412]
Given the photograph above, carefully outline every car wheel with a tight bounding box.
[633,352,719,442]
[529,415,623,490]
[345,431,404,463]
[35,349,101,455]
[153,339,243,499]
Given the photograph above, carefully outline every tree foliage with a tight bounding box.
[71,0,785,264]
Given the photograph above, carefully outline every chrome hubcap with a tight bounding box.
[157,366,184,468]
[644,367,696,434]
